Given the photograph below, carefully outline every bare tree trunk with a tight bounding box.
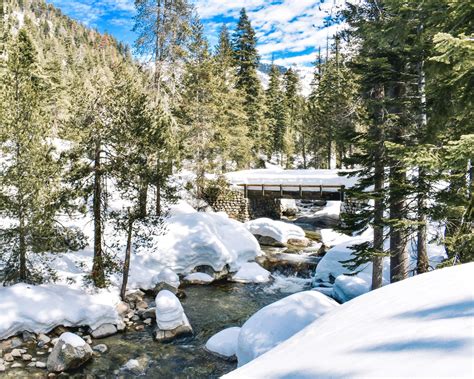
[372,83,385,290]
[19,211,27,282]
[92,139,105,288]
[120,219,133,301]
[138,181,148,218]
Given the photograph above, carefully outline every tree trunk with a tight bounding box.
[371,83,385,290]
[389,165,408,282]
[302,131,307,169]
[92,139,105,288]
[19,212,27,282]
[120,219,133,301]
[138,180,148,218]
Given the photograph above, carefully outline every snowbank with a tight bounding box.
[225,263,474,378]
[205,327,241,359]
[314,200,341,218]
[0,284,120,340]
[236,291,339,366]
[231,262,271,284]
[244,218,306,245]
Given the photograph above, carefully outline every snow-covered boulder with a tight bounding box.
[280,199,298,216]
[205,327,241,360]
[132,211,261,279]
[245,218,308,247]
[231,262,271,284]
[154,290,192,342]
[151,268,181,293]
[183,272,214,284]
[225,263,474,379]
[0,284,120,340]
[47,333,93,372]
[333,273,373,303]
[236,291,339,366]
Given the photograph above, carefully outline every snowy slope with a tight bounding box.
[224,263,474,378]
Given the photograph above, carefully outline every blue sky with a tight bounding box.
[47,0,344,68]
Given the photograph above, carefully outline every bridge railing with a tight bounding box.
[236,183,345,201]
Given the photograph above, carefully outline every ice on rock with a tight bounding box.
[206,327,241,360]
[231,262,271,284]
[225,263,474,379]
[244,218,307,246]
[236,291,339,366]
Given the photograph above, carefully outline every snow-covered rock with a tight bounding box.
[151,268,181,292]
[0,284,119,340]
[154,290,192,342]
[333,273,372,303]
[225,263,474,379]
[245,218,307,247]
[205,327,241,360]
[91,323,117,339]
[280,199,298,216]
[236,291,339,366]
[231,262,271,284]
[46,332,93,372]
[183,272,214,284]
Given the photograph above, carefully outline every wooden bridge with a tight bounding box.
[237,183,345,201]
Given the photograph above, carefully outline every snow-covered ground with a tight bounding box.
[225,263,474,378]
[0,284,120,340]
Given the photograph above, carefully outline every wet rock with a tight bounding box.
[22,354,32,361]
[46,332,93,373]
[91,324,117,339]
[92,344,108,354]
[121,355,150,376]
[256,235,286,248]
[28,362,37,367]
[36,361,46,369]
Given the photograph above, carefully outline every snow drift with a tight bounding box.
[225,263,474,378]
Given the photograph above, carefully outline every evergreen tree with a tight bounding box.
[233,8,267,156]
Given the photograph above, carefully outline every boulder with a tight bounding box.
[91,324,117,339]
[92,344,108,354]
[46,332,93,373]
[154,290,193,342]
[231,262,271,284]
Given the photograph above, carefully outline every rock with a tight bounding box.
[0,364,5,372]
[136,300,148,310]
[143,318,152,326]
[125,290,145,305]
[51,326,69,337]
[116,319,126,331]
[135,325,145,332]
[91,324,117,339]
[193,265,229,281]
[22,331,36,342]
[11,348,25,358]
[92,344,108,354]
[116,301,130,317]
[51,338,59,346]
[256,235,286,247]
[231,262,271,284]
[46,332,93,373]
[152,268,180,292]
[84,336,92,345]
[28,362,37,367]
[154,290,193,342]
[287,238,311,248]
[131,315,140,322]
[4,353,13,362]
[138,307,156,320]
[36,361,46,369]
[37,333,51,348]
[121,355,150,376]
[22,354,32,361]
[11,362,23,368]
[11,337,24,349]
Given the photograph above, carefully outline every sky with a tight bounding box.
[47,0,345,69]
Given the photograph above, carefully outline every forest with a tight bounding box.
[0,0,472,377]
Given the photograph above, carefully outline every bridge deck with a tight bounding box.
[238,184,345,201]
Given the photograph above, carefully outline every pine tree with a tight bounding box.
[0,28,83,283]
[233,8,267,156]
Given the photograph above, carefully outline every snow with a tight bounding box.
[333,273,372,303]
[184,272,214,283]
[314,200,341,218]
[151,268,180,289]
[225,263,474,379]
[231,262,271,284]
[244,218,306,244]
[226,168,359,191]
[59,332,87,348]
[0,284,120,340]
[236,291,339,367]
[320,227,366,247]
[205,327,241,358]
[155,290,186,330]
